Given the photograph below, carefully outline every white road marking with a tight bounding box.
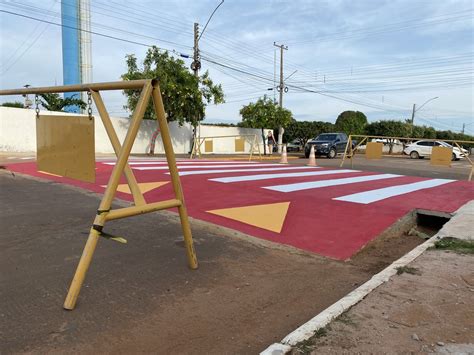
[104,160,259,165]
[209,169,355,183]
[263,173,401,192]
[333,178,455,204]
[166,166,317,176]
[133,163,283,170]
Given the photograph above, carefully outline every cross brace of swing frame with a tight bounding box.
[0,79,198,310]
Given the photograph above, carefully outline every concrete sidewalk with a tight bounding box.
[270,201,474,354]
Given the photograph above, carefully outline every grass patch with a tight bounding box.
[432,237,474,254]
[396,266,421,275]
[293,326,330,354]
[335,313,356,326]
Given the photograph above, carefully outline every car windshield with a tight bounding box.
[316,134,337,141]
[439,141,453,148]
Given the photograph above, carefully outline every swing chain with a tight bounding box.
[34,94,40,119]
[87,91,93,120]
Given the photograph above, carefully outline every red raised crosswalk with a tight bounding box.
[7,159,474,260]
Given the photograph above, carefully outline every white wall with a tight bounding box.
[198,124,267,154]
[0,107,264,155]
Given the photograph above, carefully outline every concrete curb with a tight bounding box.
[260,201,472,355]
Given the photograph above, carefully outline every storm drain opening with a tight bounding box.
[349,209,452,273]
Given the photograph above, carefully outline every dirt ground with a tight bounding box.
[0,169,430,354]
[292,250,474,354]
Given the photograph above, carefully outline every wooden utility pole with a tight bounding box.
[273,42,288,153]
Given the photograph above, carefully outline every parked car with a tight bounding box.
[286,140,302,152]
[304,132,355,159]
[403,140,468,160]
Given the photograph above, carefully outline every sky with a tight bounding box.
[0,0,473,134]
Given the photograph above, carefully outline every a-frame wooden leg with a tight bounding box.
[151,83,198,270]
[63,82,153,310]
[91,90,146,206]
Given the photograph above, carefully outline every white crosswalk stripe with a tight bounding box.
[104,160,259,165]
[263,173,401,192]
[333,178,455,204]
[209,169,357,183]
[134,163,283,170]
[167,166,318,176]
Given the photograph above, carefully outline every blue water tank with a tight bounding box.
[61,0,81,113]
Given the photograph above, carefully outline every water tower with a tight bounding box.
[61,0,92,113]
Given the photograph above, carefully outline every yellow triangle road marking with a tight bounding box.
[101,182,169,194]
[207,202,290,233]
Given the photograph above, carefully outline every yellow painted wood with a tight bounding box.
[105,199,182,221]
[431,146,452,167]
[235,138,245,152]
[64,82,153,310]
[151,83,198,270]
[101,182,169,194]
[365,142,383,159]
[207,202,291,233]
[36,115,95,182]
[205,140,213,153]
[91,91,146,206]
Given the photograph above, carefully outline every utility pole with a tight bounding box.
[462,123,465,134]
[410,103,416,129]
[192,22,201,78]
[273,42,288,153]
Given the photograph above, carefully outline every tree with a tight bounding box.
[412,125,436,139]
[285,120,334,147]
[365,120,411,154]
[121,46,224,126]
[238,96,293,154]
[39,93,86,112]
[335,111,368,135]
[1,102,24,108]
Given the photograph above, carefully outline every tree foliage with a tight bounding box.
[238,96,293,154]
[39,93,86,112]
[1,101,25,108]
[335,110,368,135]
[284,120,335,146]
[121,47,224,125]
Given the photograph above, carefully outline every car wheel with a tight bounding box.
[410,151,419,159]
[452,153,457,161]
[327,148,337,159]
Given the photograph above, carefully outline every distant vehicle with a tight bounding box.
[304,132,355,159]
[403,140,468,160]
[286,140,302,152]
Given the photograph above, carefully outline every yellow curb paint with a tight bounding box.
[207,201,290,233]
[101,181,169,194]
[38,171,62,177]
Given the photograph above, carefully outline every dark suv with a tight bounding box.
[304,132,354,159]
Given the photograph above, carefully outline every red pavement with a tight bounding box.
[7,160,474,260]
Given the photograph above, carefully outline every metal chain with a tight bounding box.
[87,91,93,119]
[35,94,40,119]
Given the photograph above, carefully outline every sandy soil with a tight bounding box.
[292,250,474,354]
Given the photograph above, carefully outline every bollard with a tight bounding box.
[307,145,317,166]
[279,144,288,164]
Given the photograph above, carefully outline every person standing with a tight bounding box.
[267,130,276,155]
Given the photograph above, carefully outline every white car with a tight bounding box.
[403,140,468,160]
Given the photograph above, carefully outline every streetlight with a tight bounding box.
[411,96,439,127]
